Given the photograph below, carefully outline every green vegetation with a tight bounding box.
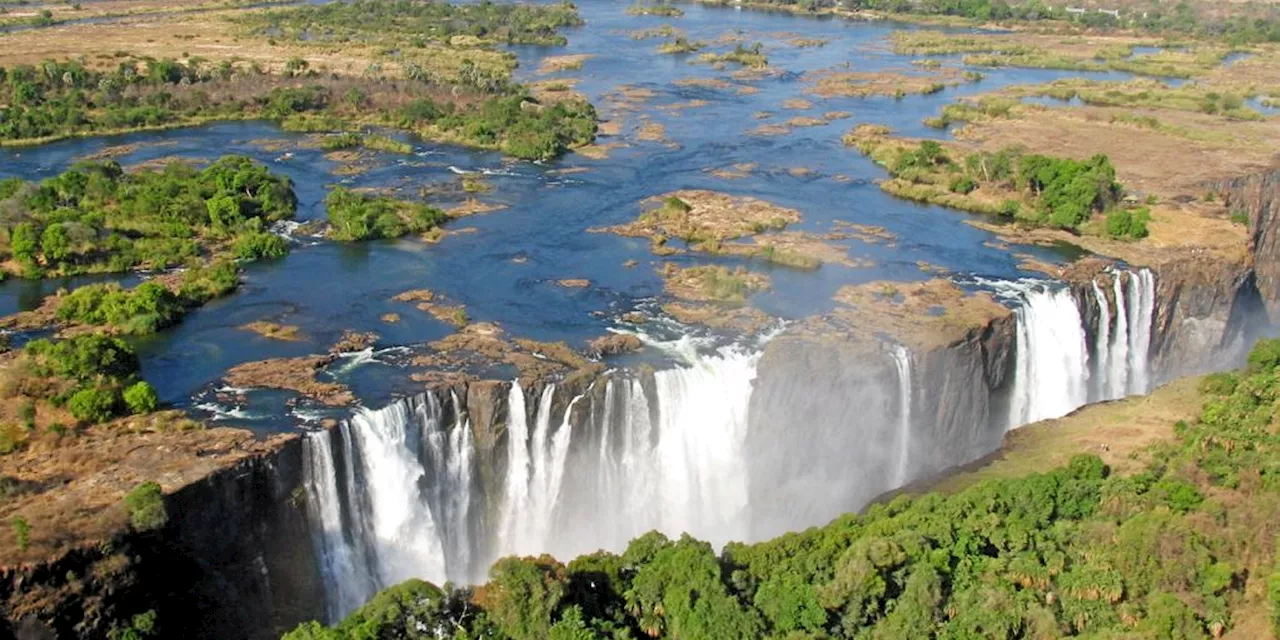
[287,337,1280,639]
[627,0,684,17]
[10,515,29,551]
[123,481,167,532]
[361,134,413,154]
[701,43,768,68]
[246,0,584,47]
[325,187,447,242]
[0,155,295,278]
[710,0,1280,43]
[0,60,595,159]
[54,263,238,334]
[657,37,705,54]
[16,334,154,425]
[849,132,1149,239]
[1014,79,1263,121]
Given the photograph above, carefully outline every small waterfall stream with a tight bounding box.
[302,269,1161,620]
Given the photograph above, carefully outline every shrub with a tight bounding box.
[663,196,692,213]
[124,482,167,532]
[123,381,159,414]
[1247,338,1280,373]
[232,230,289,261]
[18,400,35,430]
[67,386,121,424]
[949,176,978,194]
[24,335,140,382]
[1105,207,1151,240]
[11,516,29,551]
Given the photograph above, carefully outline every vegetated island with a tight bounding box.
[0,0,597,160]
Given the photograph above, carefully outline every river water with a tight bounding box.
[0,0,1150,420]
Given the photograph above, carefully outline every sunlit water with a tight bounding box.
[0,0,1158,418]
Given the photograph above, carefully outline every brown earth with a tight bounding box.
[223,355,354,406]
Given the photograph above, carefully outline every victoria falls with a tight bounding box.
[2,0,1280,638]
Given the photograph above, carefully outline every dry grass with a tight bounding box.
[537,54,593,75]
[805,68,955,98]
[927,376,1203,494]
[598,189,802,245]
[237,321,303,341]
[830,279,1012,351]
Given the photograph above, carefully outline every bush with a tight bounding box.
[232,230,289,261]
[24,334,140,382]
[1105,207,1151,240]
[11,516,29,551]
[124,482,167,532]
[1247,338,1280,373]
[123,381,159,414]
[949,176,978,194]
[67,386,121,424]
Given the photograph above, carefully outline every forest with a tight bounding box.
[0,58,597,159]
[0,155,295,277]
[281,337,1280,639]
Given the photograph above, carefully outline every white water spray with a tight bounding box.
[889,345,913,486]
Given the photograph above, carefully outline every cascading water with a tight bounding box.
[302,342,761,620]
[1008,283,1091,426]
[1006,268,1157,427]
[303,271,1162,620]
[301,393,478,620]
[889,345,913,487]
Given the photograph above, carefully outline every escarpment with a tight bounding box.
[0,428,321,640]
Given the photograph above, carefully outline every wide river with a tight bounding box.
[0,0,1150,424]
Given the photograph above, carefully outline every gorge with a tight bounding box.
[298,261,1263,624]
[2,0,1280,637]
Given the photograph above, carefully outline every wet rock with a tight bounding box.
[587,334,643,357]
[223,356,354,406]
[329,330,378,354]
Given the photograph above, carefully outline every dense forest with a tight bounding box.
[0,155,295,278]
[281,338,1280,639]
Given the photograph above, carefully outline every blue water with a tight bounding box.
[0,0,1159,422]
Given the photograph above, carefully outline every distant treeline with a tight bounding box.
[709,0,1280,43]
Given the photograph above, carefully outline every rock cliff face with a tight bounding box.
[747,285,1017,540]
[1218,169,1280,319]
[0,432,323,640]
[154,437,325,640]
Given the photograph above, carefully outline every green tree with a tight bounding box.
[123,381,159,414]
[67,386,120,423]
[123,481,167,531]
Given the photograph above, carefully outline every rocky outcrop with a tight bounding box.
[1216,169,1280,319]
[746,281,1017,540]
[0,428,323,640]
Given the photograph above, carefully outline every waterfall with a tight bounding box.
[302,428,378,620]
[301,272,1164,620]
[302,344,761,620]
[1008,283,1091,426]
[1091,280,1113,399]
[496,383,582,558]
[1005,268,1157,428]
[889,345,913,487]
[1126,269,1156,395]
[301,394,478,620]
